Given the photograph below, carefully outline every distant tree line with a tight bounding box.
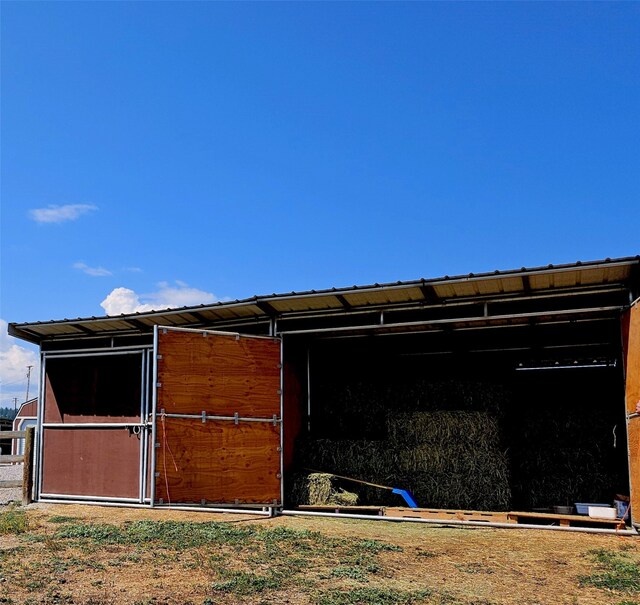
[0,407,18,420]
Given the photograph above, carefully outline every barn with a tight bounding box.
[8,256,640,530]
[11,398,38,456]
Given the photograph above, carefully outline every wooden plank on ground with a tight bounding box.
[384,507,511,523]
[508,511,625,528]
[298,505,383,515]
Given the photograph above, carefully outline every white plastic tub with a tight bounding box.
[588,506,616,519]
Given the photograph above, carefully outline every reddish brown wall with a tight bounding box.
[41,428,141,498]
[18,399,37,418]
[282,340,304,472]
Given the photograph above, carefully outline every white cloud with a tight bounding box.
[100,282,219,316]
[0,319,39,406]
[123,267,143,273]
[100,288,153,315]
[73,262,113,277]
[29,203,97,224]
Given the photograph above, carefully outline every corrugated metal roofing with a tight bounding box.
[8,256,640,344]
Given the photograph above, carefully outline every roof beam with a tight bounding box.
[71,323,95,335]
[187,311,212,324]
[6,325,43,345]
[255,300,278,316]
[521,275,532,294]
[420,284,440,305]
[124,319,151,332]
[334,294,352,310]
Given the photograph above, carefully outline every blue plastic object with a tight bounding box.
[392,488,419,508]
[575,502,609,515]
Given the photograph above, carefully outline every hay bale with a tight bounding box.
[289,472,359,507]
[296,385,513,511]
[308,473,333,505]
[331,488,359,506]
[387,411,501,446]
[298,439,392,481]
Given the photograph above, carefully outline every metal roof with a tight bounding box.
[8,256,640,344]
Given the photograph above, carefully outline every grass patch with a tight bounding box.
[0,507,28,535]
[211,570,284,595]
[48,515,80,524]
[47,518,403,597]
[580,549,640,592]
[55,522,127,544]
[330,566,371,582]
[315,587,433,605]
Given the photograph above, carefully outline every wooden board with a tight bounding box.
[155,329,282,505]
[154,417,281,505]
[40,428,141,499]
[298,505,384,515]
[508,511,626,528]
[385,507,511,523]
[157,330,280,417]
[623,302,640,523]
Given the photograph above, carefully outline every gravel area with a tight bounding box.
[0,463,23,505]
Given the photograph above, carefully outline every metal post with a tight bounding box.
[138,351,146,503]
[35,353,46,501]
[149,326,159,507]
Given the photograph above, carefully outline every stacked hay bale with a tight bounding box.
[388,411,511,510]
[292,378,512,510]
[288,472,359,506]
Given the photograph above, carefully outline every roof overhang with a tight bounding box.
[8,256,640,345]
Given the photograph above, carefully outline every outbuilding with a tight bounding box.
[11,398,38,456]
[8,256,640,530]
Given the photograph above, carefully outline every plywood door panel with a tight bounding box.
[155,418,281,504]
[41,428,141,499]
[155,328,282,505]
[623,302,640,523]
[157,330,280,417]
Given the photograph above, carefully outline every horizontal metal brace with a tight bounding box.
[282,305,623,336]
[161,412,282,424]
[42,422,146,429]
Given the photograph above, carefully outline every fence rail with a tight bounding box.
[0,427,35,504]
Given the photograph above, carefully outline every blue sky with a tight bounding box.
[1,2,639,405]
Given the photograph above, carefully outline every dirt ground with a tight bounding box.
[1,502,639,605]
